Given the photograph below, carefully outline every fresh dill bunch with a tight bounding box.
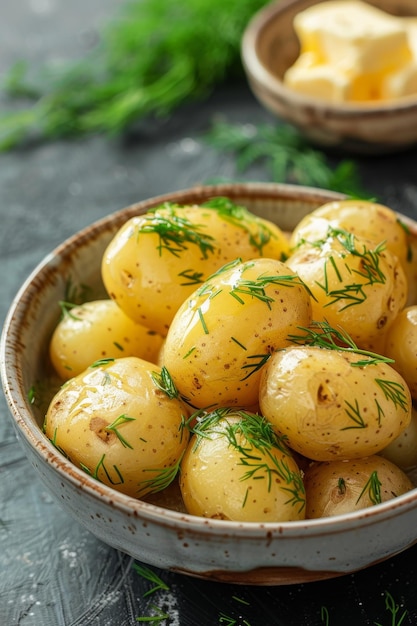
[204,120,370,197]
[0,0,269,150]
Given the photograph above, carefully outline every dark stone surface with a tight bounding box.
[2,2,417,625]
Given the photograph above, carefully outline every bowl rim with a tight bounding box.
[241,0,417,115]
[2,181,417,539]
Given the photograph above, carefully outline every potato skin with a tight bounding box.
[101,202,290,336]
[381,404,417,470]
[44,357,189,498]
[179,409,306,522]
[287,228,407,349]
[49,299,164,380]
[384,306,417,400]
[162,257,312,410]
[304,456,414,518]
[259,346,412,461]
[290,199,409,271]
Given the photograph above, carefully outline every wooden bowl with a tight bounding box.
[241,0,417,153]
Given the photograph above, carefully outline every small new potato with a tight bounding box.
[304,456,414,519]
[101,199,290,336]
[381,405,417,470]
[384,306,417,400]
[162,257,312,410]
[179,408,306,522]
[259,346,412,461]
[49,299,164,380]
[287,227,407,349]
[290,199,410,272]
[44,357,189,498]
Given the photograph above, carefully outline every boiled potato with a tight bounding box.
[44,357,189,498]
[287,227,407,349]
[404,229,417,306]
[162,257,312,410]
[101,199,290,336]
[179,408,306,522]
[49,299,164,380]
[259,345,412,461]
[381,404,417,469]
[384,305,417,400]
[304,455,414,518]
[290,199,410,271]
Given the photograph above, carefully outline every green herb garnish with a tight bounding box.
[80,453,124,485]
[287,320,394,367]
[205,120,369,196]
[141,205,216,258]
[151,366,179,399]
[201,196,280,256]
[137,455,184,497]
[356,471,382,506]
[105,414,136,449]
[133,563,170,597]
[0,0,268,151]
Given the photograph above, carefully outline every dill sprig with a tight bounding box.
[105,414,136,449]
[204,120,369,196]
[0,0,268,151]
[201,196,281,256]
[151,366,179,399]
[80,453,124,486]
[375,591,408,626]
[356,470,382,506]
[375,379,409,412]
[133,563,170,597]
[137,455,184,497]
[287,320,394,367]
[230,272,308,308]
[136,606,169,623]
[142,204,216,259]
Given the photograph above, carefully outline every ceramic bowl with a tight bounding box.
[3,182,417,586]
[241,0,417,153]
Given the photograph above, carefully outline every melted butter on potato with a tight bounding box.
[101,199,290,336]
[49,299,164,380]
[179,408,306,522]
[304,455,414,518]
[259,346,411,461]
[162,257,312,410]
[44,357,189,498]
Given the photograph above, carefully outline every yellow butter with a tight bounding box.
[284,0,417,102]
[382,61,417,99]
[382,18,417,99]
[294,1,411,74]
[284,53,352,102]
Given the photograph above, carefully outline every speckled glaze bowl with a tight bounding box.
[3,182,417,586]
[241,0,417,153]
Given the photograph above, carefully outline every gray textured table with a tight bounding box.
[2,2,417,625]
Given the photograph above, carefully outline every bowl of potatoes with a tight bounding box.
[2,182,417,585]
[241,0,417,153]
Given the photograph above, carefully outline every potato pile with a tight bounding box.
[44,196,417,522]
